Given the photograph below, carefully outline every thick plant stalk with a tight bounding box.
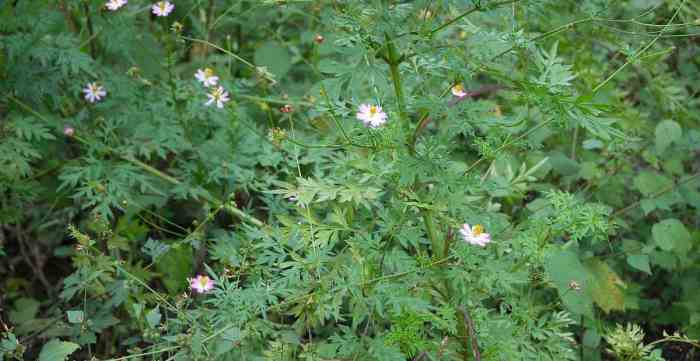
[385,33,408,131]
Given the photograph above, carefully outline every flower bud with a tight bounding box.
[279,104,293,113]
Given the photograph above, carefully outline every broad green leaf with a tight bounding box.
[254,42,291,77]
[582,328,601,348]
[38,339,79,361]
[633,171,673,196]
[655,120,682,154]
[652,219,691,252]
[544,249,594,317]
[548,152,580,176]
[582,139,603,150]
[584,258,625,313]
[626,254,651,275]
[146,307,161,328]
[9,298,40,325]
[66,310,84,324]
[155,243,193,294]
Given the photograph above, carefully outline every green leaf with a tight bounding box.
[9,298,40,325]
[584,258,625,313]
[38,339,80,361]
[652,219,691,252]
[626,254,651,275]
[544,249,594,317]
[254,42,291,78]
[146,307,161,328]
[66,310,84,324]
[582,328,601,348]
[548,152,580,176]
[655,119,682,154]
[633,171,673,196]
[155,243,193,294]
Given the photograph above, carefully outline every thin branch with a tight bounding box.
[592,0,686,95]
[429,0,521,36]
[612,172,700,218]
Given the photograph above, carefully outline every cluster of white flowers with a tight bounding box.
[194,68,230,109]
[105,0,174,15]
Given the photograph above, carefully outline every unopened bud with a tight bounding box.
[171,21,184,33]
[279,104,293,113]
[63,126,75,137]
[568,280,581,291]
[314,34,325,44]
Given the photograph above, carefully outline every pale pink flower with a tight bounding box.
[152,1,174,17]
[63,126,75,137]
[460,223,491,247]
[189,274,214,294]
[105,0,127,11]
[451,84,467,98]
[356,104,388,128]
[205,86,230,108]
[83,82,106,103]
[195,68,219,87]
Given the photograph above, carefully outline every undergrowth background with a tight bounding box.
[1,0,700,360]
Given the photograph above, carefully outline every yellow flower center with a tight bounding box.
[158,2,167,11]
[472,224,484,236]
[204,68,214,77]
[452,84,464,93]
[198,276,210,288]
[369,105,377,114]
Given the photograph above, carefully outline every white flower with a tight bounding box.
[356,103,388,128]
[105,0,127,11]
[195,68,219,87]
[451,84,467,97]
[82,82,107,103]
[151,1,174,17]
[205,86,230,109]
[460,223,491,247]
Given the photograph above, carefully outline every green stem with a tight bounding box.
[82,2,96,58]
[385,33,408,131]
[422,210,441,257]
[591,0,685,95]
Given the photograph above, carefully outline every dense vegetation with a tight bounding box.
[1,0,700,360]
